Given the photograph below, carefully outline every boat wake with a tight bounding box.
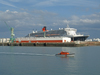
[0,52,55,57]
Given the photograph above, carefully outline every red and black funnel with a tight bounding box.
[42,26,46,32]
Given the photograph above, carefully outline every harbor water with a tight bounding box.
[0,46,100,75]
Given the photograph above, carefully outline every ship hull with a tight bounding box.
[26,27,89,41]
[71,35,89,41]
[15,37,71,43]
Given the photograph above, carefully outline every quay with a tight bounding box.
[0,41,100,47]
[1,37,100,47]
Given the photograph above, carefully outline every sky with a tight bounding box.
[0,0,100,39]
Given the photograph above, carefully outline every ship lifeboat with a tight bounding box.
[55,51,75,57]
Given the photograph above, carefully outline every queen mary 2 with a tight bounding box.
[25,25,89,41]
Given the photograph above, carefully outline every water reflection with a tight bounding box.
[60,47,100,75]
[60,47,80,75]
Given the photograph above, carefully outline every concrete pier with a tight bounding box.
[0,42,100,47]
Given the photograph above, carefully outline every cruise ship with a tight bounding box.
[26,25,89,41]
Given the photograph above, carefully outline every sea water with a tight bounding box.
[0,46,100,75]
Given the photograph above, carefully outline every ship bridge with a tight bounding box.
[64,27,77,36]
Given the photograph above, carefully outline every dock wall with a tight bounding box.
[0,42,100,47]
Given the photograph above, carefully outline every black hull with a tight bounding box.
[71,35,89,41]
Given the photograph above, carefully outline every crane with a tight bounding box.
[4,22,15,43]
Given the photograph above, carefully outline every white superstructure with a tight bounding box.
[64,25,83,37]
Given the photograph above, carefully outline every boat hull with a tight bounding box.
[55,53,75,57]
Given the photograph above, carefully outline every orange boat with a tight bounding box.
[55,51,75,57]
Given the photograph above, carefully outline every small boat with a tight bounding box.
[55,51,75,57]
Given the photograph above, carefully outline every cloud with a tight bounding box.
[0,10,100,37]
[1,10,100,28]
[63,20,70,24]
[80,19,100,24]
[35,1,54,6]
[0,0,16,7]
[0,0,99,9]
[0,10,29,21]
[63,12,100,25]
[82,13,100,19]
[0,10,58,30]
[9,0,21,2]
[31,10,57,16]
[34,0,99,7]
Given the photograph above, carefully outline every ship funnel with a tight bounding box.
[42,26,46,32]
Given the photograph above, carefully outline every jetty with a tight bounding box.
[0,38,100,47]
[0,41,100,47]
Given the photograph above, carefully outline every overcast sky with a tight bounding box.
[0,0,100,38]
